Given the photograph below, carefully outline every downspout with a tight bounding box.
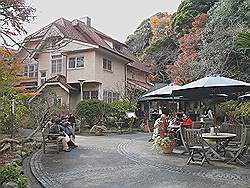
[61,52,70,108]
[61,52,68,82]
[124,62,128,98]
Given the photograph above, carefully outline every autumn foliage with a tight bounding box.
[0,0,35,37]
[150,13,172,42]
[167,13,208,84]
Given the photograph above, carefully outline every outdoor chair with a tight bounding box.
[220,122,242,146]
[225,121,248,165]
[180,127,210,166]
[192,121,202,129]
[42,125,61,154]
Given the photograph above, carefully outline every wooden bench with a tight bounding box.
[42,125,61,154]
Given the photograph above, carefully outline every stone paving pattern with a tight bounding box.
[30,133,250,188]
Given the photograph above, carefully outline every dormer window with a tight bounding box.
[114,43,122,52]
[104,39,113,48]
[49,37,62,49]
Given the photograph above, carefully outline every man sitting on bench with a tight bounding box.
[49,118,71,152]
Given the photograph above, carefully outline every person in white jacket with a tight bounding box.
[148,114,168,142]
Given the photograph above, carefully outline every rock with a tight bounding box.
[3,181,18,188]
[16,149,22,156]
[14,153,22,159]
[12,158,22,166]
[0,143,11,154]
[21,151,27,157]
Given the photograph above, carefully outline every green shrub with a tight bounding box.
[0,164,27,188]
[75,99,111,127]
[111,99,137,127]
[235,101,250,122]
[217,100,250,123]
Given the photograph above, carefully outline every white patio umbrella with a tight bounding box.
[172,74,250,98]
[142,83,181,98]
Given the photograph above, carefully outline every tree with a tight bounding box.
[0,0,35,47]
[0,48,28,137]
[0,0,35,138]
[170,0,218,37]
[167,14,208,84]
[142,36,179,83]
[150,12,172,42]
[235,32,250,50]
[199,0,249,82]
[27,89,69,137]
[125,12,172,57]
[125,19,153,57]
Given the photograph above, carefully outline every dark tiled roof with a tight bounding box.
[25,17,150,73]
[46,75,77,91]
[127,78,152,90]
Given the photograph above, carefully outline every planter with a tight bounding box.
[144,124,150,133]
[95,130,103,136]
[160,141,175,154]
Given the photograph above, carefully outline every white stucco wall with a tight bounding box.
[66,51,96,83]
[94,50,127,97]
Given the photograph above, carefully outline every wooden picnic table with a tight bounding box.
[202,132,236,160]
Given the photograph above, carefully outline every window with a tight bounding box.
[130,70,135,79]
[68,57,84,69]
[108,91,112,103]
[103,58,112,71]
[103,90,108,102]
[22,64,38,78]
[103,90,119,103]
[40,71,47,78]
[41,78,46,85]
[112,92,120,101]
[83,91,98,99]
[114,43,122,52]
[51,55,62,74]
[91,91,98,99]
[54,96,62,105]
[40,71,47,84]
[23,66,28,77]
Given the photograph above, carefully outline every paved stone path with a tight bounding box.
[30,133,250,188]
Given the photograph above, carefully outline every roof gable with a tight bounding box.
[23,17,150,73]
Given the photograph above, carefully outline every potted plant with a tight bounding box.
[89,125,107,136]
[153,133,176,154]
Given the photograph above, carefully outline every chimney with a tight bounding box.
[80,17,91,27]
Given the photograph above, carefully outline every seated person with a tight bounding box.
[148,113,169,142]
[60,117,78,149]
[181,113,193,129]
[174,112,184,125]
[49,118,71,152]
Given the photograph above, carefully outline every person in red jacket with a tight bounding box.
[182,113,193,129]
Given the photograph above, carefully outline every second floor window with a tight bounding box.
[103,58,112,71]
[69,57,84,69]
[51,55,62,74]
[23,64,38,78]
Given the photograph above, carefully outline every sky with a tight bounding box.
[25,0,181,43]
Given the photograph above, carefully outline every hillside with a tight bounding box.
[125,0,250,84]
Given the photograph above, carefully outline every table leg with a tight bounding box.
[203,139,225,160]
